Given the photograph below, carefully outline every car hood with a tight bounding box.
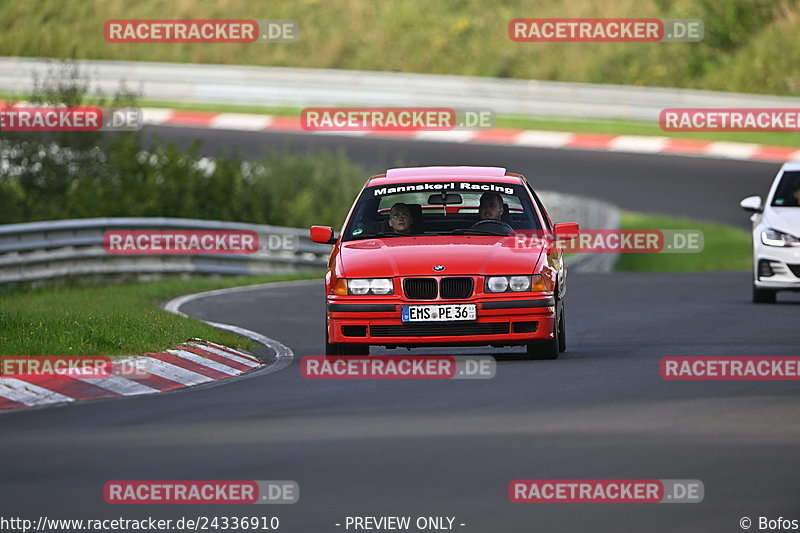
[338,236,544,278]
[764,208,800,235]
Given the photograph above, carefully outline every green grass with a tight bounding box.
[614,212,751,272]
[0,273,321,356]
[0,0,798,96]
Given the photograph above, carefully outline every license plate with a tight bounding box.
[401,304,476,322]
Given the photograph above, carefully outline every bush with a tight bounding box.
[0,62,367,228]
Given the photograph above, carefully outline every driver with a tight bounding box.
[470,192,513,233]
[478,192,504,221]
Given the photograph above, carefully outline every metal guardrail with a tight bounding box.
[0,217,331,284]
[540,191,620,273]
[1,57,798,121]
[0,191,620,284]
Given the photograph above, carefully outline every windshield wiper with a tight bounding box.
[450,228,509,236]
[351,232,413,240]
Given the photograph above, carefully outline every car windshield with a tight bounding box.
[771,171,800,207]
[342,181,542,241]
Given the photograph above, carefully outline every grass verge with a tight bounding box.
[1,0,798,96]
[615,212,751,272]
[0,272,322,356]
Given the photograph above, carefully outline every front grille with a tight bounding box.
[403,277,474,300]
[370,323,509,337]
[440,277,474,299]
[788,264,800,278]
[404,278,438,299]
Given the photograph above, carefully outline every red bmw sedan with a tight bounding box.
[310,166,579,359]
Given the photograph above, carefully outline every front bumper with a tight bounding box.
[326,296,556,347]
[753,245,800,290]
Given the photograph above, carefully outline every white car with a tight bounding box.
[740,162,800,303]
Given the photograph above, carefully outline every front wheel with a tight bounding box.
[325,331,369,355]
[525,301,560,360]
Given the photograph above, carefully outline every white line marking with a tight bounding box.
[166,349,240,375]
[0,379,75,405]
[163,280,308,375]
[609,135,669,153]
[76,373,159,396]
[413,131,478,143]
[135,357,214,386]
[210,113,274,130]
[187,343,260,368]
[513,130,573,148]
[193,339,263,361]
[205,320,294,376]
[140,108,175,125]
[705,142,759,160]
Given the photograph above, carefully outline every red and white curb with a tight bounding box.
[2,101,796,162]
[140,108,800,163]
[0,340,263,411]
[0,280,308,412]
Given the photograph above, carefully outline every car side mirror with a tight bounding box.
[554,222,580,241]
[310,225,337,244]
[739,196,763,213]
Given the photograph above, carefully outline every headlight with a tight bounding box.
[347,279,371,295]
[346,278,394,295]
[486,276,509,293]
[368,278,393,295]
[761,229,800,247]
[486,275,535,293]
[508,275,531,291]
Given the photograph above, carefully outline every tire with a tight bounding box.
[557,303,566,353]
[325,333,369,356]
[325,315,370,355]
[525,300,560,360]
[752,286,776,304]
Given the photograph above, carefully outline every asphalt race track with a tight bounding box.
[2,274,799,532]
[2,133,799,532]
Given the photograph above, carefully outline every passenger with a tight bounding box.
[388,202,414,234]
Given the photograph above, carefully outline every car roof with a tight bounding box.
[781,162,800,172]
[368,166,524,186]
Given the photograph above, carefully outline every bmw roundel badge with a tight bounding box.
[433,265,445,272]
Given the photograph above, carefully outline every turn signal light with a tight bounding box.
[333,279,348,295]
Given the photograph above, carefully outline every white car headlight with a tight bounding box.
[487,275,542,293]
[508,275,531,292]
[347,278,393,295]
[347,279,371,295]
[369,278,393,295]
[761,229,800,247]
[486,276,509,293]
